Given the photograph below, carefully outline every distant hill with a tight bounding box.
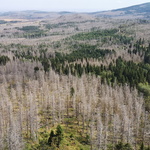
[0,10,77,20]
[92,2,150,19]
[59,11,74,15]
[0,11,61,19]
[113,2,150,13]
[0,2,150,20]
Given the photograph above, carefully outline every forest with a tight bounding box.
[0,8,150,150]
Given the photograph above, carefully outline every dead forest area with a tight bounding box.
[0,16,150,150]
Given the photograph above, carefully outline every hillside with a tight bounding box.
[92,2,150,19]
[0,3,150,20]
[0,2,150,150]
[113,2,150,13]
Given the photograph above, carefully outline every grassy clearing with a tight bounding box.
[24,123,91,150]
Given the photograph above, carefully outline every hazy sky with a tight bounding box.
[1,0,150,12]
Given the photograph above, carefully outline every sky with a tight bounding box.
[0,0,150,12]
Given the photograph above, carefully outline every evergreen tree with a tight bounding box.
[139,143,144,150]
[56,125,63,148]
[48,130,55,146]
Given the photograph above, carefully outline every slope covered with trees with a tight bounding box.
[0,10,150,150]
